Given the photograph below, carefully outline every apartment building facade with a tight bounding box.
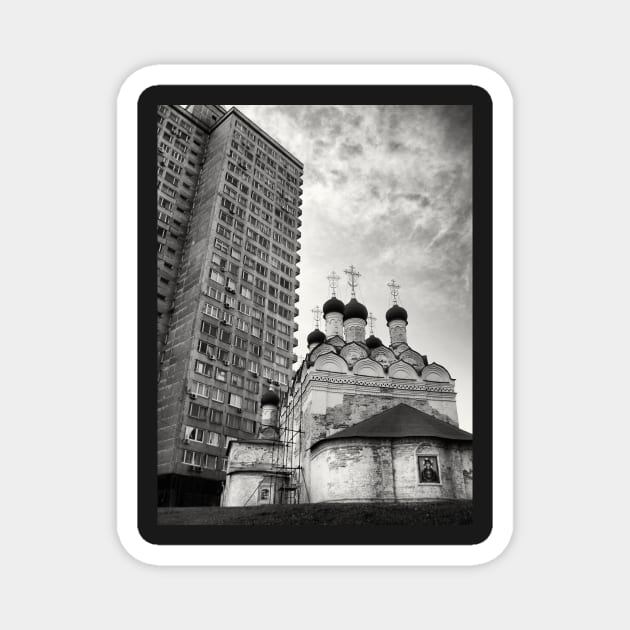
[156,104,304,506]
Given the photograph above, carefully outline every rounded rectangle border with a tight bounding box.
[117,64,513,566]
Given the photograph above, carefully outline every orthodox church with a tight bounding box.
[222,269,472,506]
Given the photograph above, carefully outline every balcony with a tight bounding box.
[293,337,298,347]
[292,353,298,364]
[294,307,299,317]
[296,242,301,251]
[296,253,301,263]
[293,321,299,332]
[295,279,300,288]
[297,197,303,206]
[294,294,299,303]
[297,207,302,217]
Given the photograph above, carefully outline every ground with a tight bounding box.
[157,500,473,526]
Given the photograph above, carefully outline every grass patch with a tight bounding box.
[157,500,472,526]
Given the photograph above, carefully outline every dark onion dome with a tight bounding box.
[260,388,280,406]
[322,296,345,316]
[365,335,383,349]
[343,298,368,321]
[385,304,408,324]
[307,328,326,345]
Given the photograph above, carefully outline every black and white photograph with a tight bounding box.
[151,96,485,537]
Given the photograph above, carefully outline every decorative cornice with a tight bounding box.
[308,373,454,393]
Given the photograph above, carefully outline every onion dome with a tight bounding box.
[343,298,368,321]
[322,296,345,316]
[385,304,408,324]
[365,335,383,349]
[260,388,280,407]
[307,328,326,345]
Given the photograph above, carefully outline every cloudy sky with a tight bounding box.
[232,105,473,432]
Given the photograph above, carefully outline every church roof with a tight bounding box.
[313,404,472,446]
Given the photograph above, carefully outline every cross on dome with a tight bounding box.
[311,305,322,329]
[327,271,340,297]
[387,279,401,305]
[344,265,361,297]
[367,312,377,334]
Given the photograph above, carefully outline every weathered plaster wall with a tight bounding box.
[310,438,472,502]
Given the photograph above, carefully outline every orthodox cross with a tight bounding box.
[327,271,340,297]
[344,265,361,297]
[387,279,401,304]
[367,312,377,335]
[311,305,322,328]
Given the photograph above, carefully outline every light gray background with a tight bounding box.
[2,1,628,628]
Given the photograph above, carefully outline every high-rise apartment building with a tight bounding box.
[156,104,304,507]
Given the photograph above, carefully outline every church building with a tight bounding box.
[222,269,472,506]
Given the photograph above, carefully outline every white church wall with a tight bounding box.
[223,472,266,506]
[392,439,473,500]
[310,439,395,502]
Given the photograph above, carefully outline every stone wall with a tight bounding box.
[310,437,472,502]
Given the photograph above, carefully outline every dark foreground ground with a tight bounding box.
[157,500,473,526]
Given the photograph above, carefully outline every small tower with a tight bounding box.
[365,312,383,349]
[323,271,344,339]
[258,387,281,440]
[343,265,368,343]
[307,306,326,350]
[386,279,408,345]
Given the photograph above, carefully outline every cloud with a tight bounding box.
[232,104,473,430]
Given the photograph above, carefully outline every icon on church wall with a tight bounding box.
[418,456,440,483]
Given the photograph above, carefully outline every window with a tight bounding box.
[188,402,207,419]
[254,293,266,307]
[218,329,231,344]
[277,337,290,351]
[203,454,218,469]
[275,354,290,368]
[211,388,225,403]
[248,360,259,375]
[230,373,244,388]
[200,320,218,337]
[190,381,209,398]
[183,450,202,466]
[251,342,261,357]
[184,426,204,443]
[251,325,262,339]
[234,336,248,351]
[206,431,221,447]
[242,419,255,433]
[215,238,229,254]
[216,223,231,239]
[197,340,215,356]
[210,270,225,285]
[265,332,276,345]
[244,399,257,413]
[203,303,220,319]
[194,360,213,376]
[236,318,249,333]
[246,379,259,394]
[209,408,223,424]
[227,413,241,428]
[215,367,227,382]
[240,286,252,299]
[231,354,246,369]
[230,247,241,260]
